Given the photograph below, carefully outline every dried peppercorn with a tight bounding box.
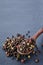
[17,33,21,37]
[28,30,30,33]
[32,51,35,54]
[34,58,39,63]
[28,55,31,59]
[26,33,28,36]
[12,35,14,38]
[28,35,30,38]
[21,59,26,63]
[5,52,10,57]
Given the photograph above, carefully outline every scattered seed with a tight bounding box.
[33,51,35,54]
[28,36,30,38]
[12,35,14,38]
[5,52,10,57]
[34,58,39,63]
[21,59,25,63]
[26,33,28,36]
[28,55,31,59]
[28,30,30,33]
[17,33,21,37]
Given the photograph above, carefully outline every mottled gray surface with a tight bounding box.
[0,0,43,65]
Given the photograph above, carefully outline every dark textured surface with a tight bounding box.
[0,0,43,65]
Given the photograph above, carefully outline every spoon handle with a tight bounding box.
[31,28,43,41]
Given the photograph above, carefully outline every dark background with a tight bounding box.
[0,0,43,65]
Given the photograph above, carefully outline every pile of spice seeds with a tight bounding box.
[17,39,35,54]
[2,34,25,57]
[2,32,40,63]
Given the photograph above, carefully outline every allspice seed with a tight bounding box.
[21,59,25,63]
[28,30,30,33]
[5,52,10,57]
[12,35,14,38]
[33,51,35,54]
[27,43,29,46]
[28,55,31,59]
[34,58,39,63]
[20,48,23,51]
[26,33,28,36]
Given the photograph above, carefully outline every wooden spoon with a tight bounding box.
[17,28,43,55]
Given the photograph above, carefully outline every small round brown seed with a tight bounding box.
[34,58,39,63]
[33,51,35,54]
[5,52,10,57]
[21,59,25,63]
